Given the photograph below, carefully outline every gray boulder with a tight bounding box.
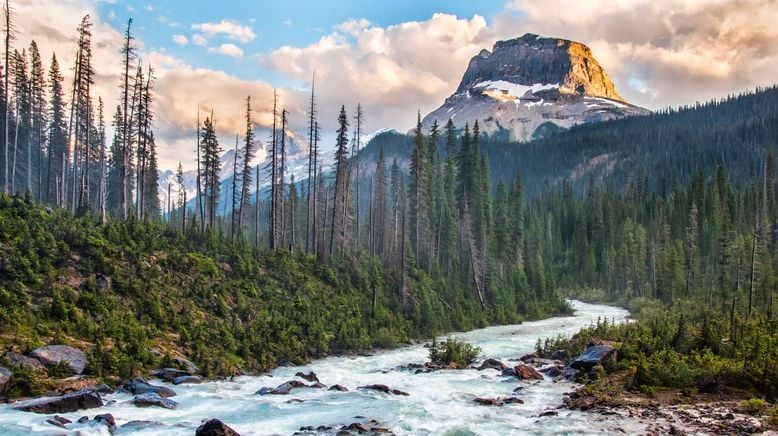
[196,419,241,436]
[5,351,45,371]
[124,377,176,398]
[13,389,103,414]
[156,367,190,381]
[172,375,203,385]
[132,393,178,409]
[0,367,11,396]
[478,358,508,371]
[173,357,199,374]
[570,345,615,370]
[30,345,88,375]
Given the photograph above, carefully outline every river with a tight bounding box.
[0,300,644,435]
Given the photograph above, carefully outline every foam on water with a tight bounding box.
[0,301,645,435]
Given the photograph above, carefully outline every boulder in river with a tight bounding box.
[477,358,508,371]
[156,367,191,381]
[540,364,564,377]
[272,380,308,394]
[196,418,241,436]
[295,371,319,383]
[132,392,178,409]
[30,345,88,375]
[474,396,524,406]
[514,364,544,380]
[46,415,72,428]
[328,384,349,392]
[124,377,177,397]
[94,413,117,433]
[570,344,615,370]
[173,375,203,385]
[14,389,103,414]
[358,384,409,396]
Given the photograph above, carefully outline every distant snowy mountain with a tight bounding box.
[157,129,320,211]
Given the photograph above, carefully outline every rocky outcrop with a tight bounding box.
[13,389,103,414]
[132,392,178,409]
[30,345,88,374]
[4,351,45,371]
[570,344,615,370]
[196,419,241,436]
[457,34,623,100]
[421,33,648,141]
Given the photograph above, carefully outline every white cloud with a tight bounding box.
[172,34,188,45]
[192,34,207,46]
[191,19,256,43]
[262,13,494,136]
[282,20,293,28]
[504,0,778,108]
[208,43,244,58]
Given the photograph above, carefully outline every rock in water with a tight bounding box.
[295,371,319,383]
[421,33,648,141]
[14,389,103,414]
[328,384,349,392]
[570,345,615,370]
[196,419,241,436]
[155,367,191,381]
[358,384,409,396]
[172,375,203,385]
[30,345,88,375]
[477,358,508,371]
[94,413,117,433]
[514,364,544,380]
[124,377,177,397]
[46,415,72,428]
[132,393,178,409]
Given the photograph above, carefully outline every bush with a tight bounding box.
[740,398,767,414]
[428,337,481,368]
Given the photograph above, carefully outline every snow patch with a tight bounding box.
[474,80,559,100]
[587,97,628,109]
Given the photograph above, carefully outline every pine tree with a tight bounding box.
[46,54,66,206]
[237,96,254,233]
[29,41,45,202]
[200,116,220,229]
[409,112,428,262]
[329,105,350,257]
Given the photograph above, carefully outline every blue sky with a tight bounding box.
[99,0,510,85]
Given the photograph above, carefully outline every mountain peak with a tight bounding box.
[456,33,623,101]
[421,34,647,141]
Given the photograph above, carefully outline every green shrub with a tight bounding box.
[740,398,767,414]
[428,337,482,368]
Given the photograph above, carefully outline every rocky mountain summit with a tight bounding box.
[422,33,648,141]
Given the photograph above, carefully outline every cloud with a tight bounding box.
[208,43,244,58]
[282,20,293,28]
[262,13,494,137]
[191,19,256,43]
[172,34,188,45]
[192,34,207,46]
[504,0,778,108]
